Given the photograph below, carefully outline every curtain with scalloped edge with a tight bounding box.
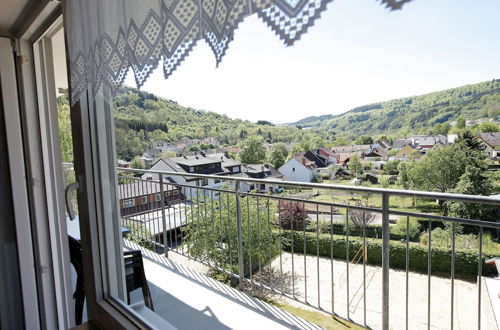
[65,0,413,105]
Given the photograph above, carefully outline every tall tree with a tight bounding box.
[268,143,288,169]
[408,144,467,194]
[239,136,266,164]
[449,165,495,221]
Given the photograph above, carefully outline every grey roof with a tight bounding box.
[392,139,412,149]
[143,148,162,158]
[118,181,179,199]
[332,145,371,153]
[160,153,241,174]
[242,164,283,179]
[479,132,500,147]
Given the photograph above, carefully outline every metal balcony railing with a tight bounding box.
[117,167,500,330]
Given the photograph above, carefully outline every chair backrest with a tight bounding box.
[68,236,83,279]
[124,250,154,310]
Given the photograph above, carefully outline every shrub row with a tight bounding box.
[306,223,420,242]
[281,231,498,280]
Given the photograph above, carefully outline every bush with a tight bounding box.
[310,222,420,242]
[278,201,309,231]
[391,217,421,240]
[281,231,498,280]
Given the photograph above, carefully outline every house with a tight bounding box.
[118,181,182,216]
[371,140,392,150]
[447,134,459,144]
[145,152,243,198]
[332,144,371,154]
[142,148,163,159]
[278,154,318,182]
[393,145,418,161]
[240,164,284,193]
[478,132,500,159]
[392,139,413,150]
[336,151,361,167]
[410,135,447,152]
[151,141,182,154]
[117,159,130,168]
[303,148,338,168]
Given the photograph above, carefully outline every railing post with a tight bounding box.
[159,173,168,258]
[235,180,245,290]
[382,193,390,330]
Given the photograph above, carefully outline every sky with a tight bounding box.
[123,0,500,124]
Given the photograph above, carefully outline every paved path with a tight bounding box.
[260,252,494,330]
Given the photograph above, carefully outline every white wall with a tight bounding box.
[278,158,314,182]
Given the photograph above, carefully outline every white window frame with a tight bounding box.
[141,196,148,204]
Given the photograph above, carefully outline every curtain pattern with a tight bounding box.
[65,0,413,104]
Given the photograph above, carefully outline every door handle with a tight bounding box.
[65,182,79,220]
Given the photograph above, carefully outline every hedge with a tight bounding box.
[306,222,420,242]
[281,231,498,280]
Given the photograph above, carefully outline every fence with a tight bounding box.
[117,167,500,330]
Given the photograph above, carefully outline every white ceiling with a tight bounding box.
[0,0,35,33]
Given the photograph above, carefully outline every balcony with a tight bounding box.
[114,168,500,329]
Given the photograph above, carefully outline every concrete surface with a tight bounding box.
[125,241,322,330]
[262,252,497,330]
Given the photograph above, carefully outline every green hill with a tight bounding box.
[288,80,500,138]
[111,87,301,160]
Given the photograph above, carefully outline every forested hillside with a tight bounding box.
[112,87,302,160]
[288,80,500,138]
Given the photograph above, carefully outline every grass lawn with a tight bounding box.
[260,297,364,330]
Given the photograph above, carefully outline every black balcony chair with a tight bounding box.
[68,237,154,325]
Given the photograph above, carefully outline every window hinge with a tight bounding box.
[17,54,29,64]
[31,177,41,187]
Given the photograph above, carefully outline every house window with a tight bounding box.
[123,198,135,208]
[200,178,208,186]
[141,196,148,204]
[173,190,179,195]
[214,179,221,184]
[155,193,161,201]
[232,166,239,173]
[292,167,295,172]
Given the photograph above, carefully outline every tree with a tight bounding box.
[456,116,466,129]
[57,101,73,162]
[383,160,401,175]
[331,137,350,147]
[457,130,485,153]
[348,155,363,177]
[278,201,309,230]
[390,217,421,240]
[347,201,376,230]
[354,136,373,145]
[478,121,499,133]
[268,143,288,169]
[408,144,467,194]
[449,165,495,221]
[239,136,266,164]
[184,192,281,275]
[129,156,145,169]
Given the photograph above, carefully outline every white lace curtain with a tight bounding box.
[65,0,413,105]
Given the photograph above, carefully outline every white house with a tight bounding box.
[278,154,318,182]
[144,152,241,199]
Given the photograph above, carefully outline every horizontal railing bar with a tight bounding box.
[118,168,500,205]
[389,210,500,230]
[241,191,383,213]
